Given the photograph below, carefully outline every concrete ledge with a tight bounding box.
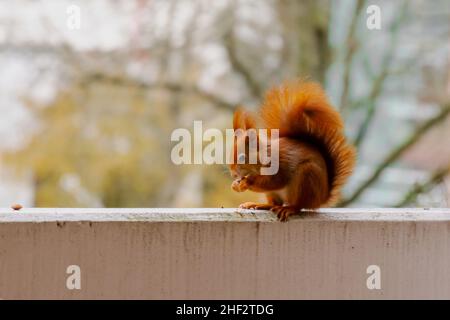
[0,208,450,299]
[1,207,449,221]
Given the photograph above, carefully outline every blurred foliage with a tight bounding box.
[4,82,259,207]
[0,0,449,207]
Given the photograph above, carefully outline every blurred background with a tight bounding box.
[0,0,449,208]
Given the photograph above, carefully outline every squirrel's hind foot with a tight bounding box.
[238,202,300,222]
[270,205,300,222]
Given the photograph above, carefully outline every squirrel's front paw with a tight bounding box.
[239,202,274,210]
[231,176,251,192]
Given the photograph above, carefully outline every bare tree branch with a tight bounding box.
[340,103,450,206]
[339,0,365,112]
[81,72,236,111]
[277,0,331,83]
[311,1,331,84]
[352,68,388,148]
[223,30,263,98]
[352,1,409,148]
[394,166,450,207]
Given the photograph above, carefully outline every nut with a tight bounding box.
[11,203,23,211]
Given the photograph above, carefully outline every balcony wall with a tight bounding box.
[0,208,450,299]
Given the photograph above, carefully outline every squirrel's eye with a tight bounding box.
[237,153,246,163]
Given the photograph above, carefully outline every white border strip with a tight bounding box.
[0,207,449,222]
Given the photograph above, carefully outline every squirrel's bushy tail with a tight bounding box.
[260,80,356,206]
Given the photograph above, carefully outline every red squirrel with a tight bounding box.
[229,80,356,221]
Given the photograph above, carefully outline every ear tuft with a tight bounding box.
[233,107,255,130]
[233,107,245,130]
[244,112,256,129]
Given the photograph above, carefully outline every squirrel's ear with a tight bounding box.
[233,108,245,130]
[244,112,256,129]
[233,107,256,130]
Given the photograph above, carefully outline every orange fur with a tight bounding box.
[230,80,356,220]
[259,80,356,206]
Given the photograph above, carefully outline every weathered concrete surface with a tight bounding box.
[0,208,450,299]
